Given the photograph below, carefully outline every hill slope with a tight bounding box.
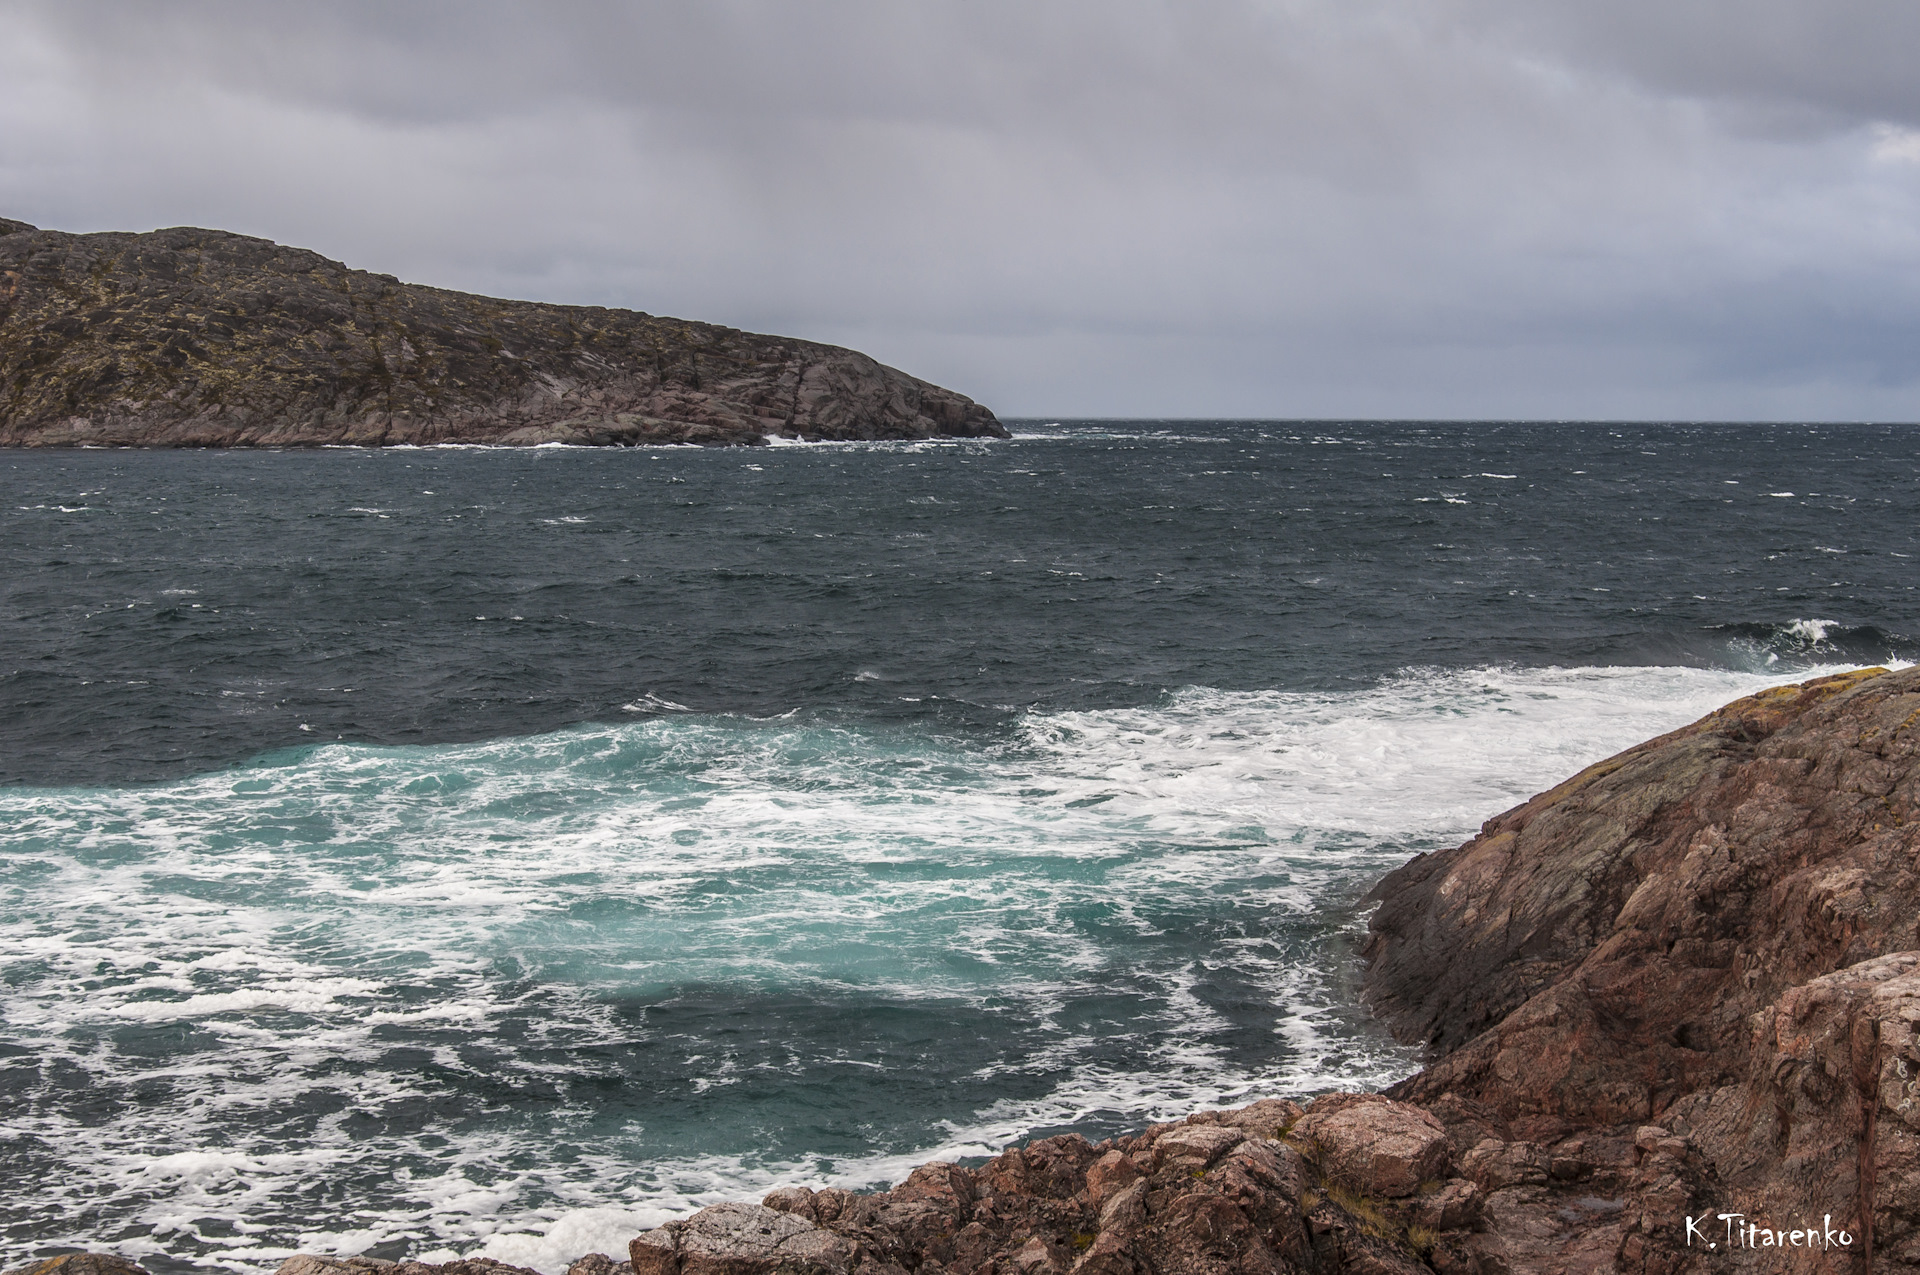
[0,218,1005,447]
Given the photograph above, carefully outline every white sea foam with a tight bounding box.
[0,661,1874,1273]
[1784,618,1837,644]
[105,984,379,1021]
[1021,663,1838,845]
[1009,430,1231,443]
[467,1210,677,1273]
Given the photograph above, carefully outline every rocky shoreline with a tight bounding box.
[18,666,1920,1274]
[0,219,1004,448]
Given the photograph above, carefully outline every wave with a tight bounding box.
[1006,430,1233,443]
[1543,619,1914,677]
[1706,618,1914,670]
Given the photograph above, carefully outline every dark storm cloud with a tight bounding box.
[2,1,1916,418]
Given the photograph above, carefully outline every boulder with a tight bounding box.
[628,1203,854,1275]
[1289,1094,1452,1197]
[1148,1123,1248,1170]
[274,1259,398,1275]
[566,1256,634,1275]
[5,1259,151,1275]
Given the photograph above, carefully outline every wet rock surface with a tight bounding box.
[0,218,1004,447]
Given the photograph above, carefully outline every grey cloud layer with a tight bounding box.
[2,0,1916,417]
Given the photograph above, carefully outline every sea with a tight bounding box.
[2,420,1915,1274]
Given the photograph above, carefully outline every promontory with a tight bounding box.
[0,218,1006,447]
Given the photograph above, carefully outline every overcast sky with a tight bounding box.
[3,1,1917,419]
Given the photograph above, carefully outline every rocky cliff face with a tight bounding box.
[1366,664,1920,1270]
[0,218,1005,447]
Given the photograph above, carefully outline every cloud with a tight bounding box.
[1,0,1916,418]
[1446,0,1920,130]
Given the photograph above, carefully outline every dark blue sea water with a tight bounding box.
[2,421,1915,1273]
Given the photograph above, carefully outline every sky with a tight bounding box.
[2,0,1917,420]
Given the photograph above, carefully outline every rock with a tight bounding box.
[567,1256,634,1275]
[890,1161,976,1211]
[1209,1097,1303,1140]
[1290,1094,1452,1198]
[1010,1236,1062,1275]
[1456,1138,1547,1192]
[1646,950,1920,1266]
[629,1230,680,1275]
[1407,1179,1481,1231]
[629,1202,855,1275]
[1084,1148,1139,1208]
[631,1100,1456,1275]
[1147,1123,1247,1170]
[378,1262,535,1275]
[760,1187,823,1222]
[273,1261,394,1275]
[266,1257,533,1275]
[1366,665,1907,1094]
[1364,666,1920,1269]
[0,220,1005,448]
[4,1258,151,1275]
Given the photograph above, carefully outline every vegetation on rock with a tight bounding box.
[0,218,1004,447]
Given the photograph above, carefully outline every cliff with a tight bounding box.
[0,218,1005,447]
[26,669,1919,1275]
[1365,664,1920,1271]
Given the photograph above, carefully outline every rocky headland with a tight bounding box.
[0,218,1005,447]
[22,665,1920,1274]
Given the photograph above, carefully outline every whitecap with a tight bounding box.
[1783,618,1836,645]
[620,692,694,712]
